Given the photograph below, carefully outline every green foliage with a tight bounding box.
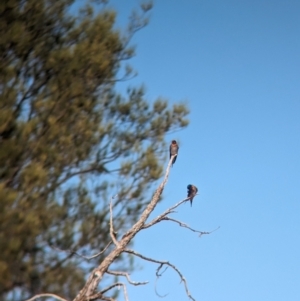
[0,0,189,300]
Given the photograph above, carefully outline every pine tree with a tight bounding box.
[0,1,189,300]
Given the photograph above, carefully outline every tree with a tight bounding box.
[0,1,189,300]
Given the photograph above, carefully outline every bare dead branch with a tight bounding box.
[95,283,128,301]
[120,283,129,301]
[155,272,168,298]
[106,270,148,286]
[25,293,68,301]
[159,217,220,237]
[154,265,169,298]
[73,156,175,301]
[142,198,190,229]
[100,283,122,295]
[50,242,112,261]
[70,156,215,301]
[87,291,115,301]
[109,195,120,247]
[124,249,196,301]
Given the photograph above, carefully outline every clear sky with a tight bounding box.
[79,1,300,300]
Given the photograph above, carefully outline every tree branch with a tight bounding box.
[157,217,219,237]
[106,270,148,286]
[101,282,128,300]
[73,156,175,301]
[25,293,68,301]
[142,198,190,229]
[109,196,120,247]
[87,291,115,301]
[35,155,215,301]
[124,249,196,301]
[50,242,112,261]
[89,282,128,301]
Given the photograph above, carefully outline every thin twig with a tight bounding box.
[107,270,148,285]
[121,283,129,301]
[143,198,190,229]
[160,217,220,237]
[124,249,196,301]
[24,293,68,301]
[99,283,129,301]
[109,195,120,246]
[88,291,115,301]
[50,242,112,261]
[100,283,122,295]
[154,266,169,298]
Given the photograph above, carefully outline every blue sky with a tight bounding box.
[77,1,300,300]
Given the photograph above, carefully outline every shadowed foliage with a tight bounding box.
[0,0,189,300]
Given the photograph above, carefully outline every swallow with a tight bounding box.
[169,140,179,166]
[187,184,198,206]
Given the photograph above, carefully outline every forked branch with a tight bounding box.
[124,249,196,301]
[106,270,148,286]
[73,156,175,301]
[155,217,220,237]
[142,197,190,229]
[30,155,215,301]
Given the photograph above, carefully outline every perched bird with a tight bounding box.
[169,140,179,166]
[187,184,198,206]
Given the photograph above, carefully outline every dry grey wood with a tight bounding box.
[158,217,219,237]
[106,270,148,286]
[142,197,190,229]
[73,156,175,301]
[124,249,196,301]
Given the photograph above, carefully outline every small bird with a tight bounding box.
[187,184,198,206]
[169,140,179,166]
